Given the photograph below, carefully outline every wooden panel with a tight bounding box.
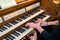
[0,0,36,16]
[16,0,25,3]
[0,0,37,26]
[40,0,57,20]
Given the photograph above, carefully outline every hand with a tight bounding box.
[36,18,59,26]
[29,32,37,40]
[26,22,41,29]
[36,18,48,26]
[25,22,45,34]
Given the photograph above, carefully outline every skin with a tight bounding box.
[26,18,59,40]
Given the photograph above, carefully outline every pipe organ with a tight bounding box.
[0,0,52,40]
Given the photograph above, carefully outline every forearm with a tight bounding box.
[36,26,54,40]
[36,26,44,34]
[47,20,59,26]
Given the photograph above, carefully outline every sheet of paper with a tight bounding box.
[0,0,17,9]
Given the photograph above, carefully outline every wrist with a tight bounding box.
[32,39,37,40]
[36,26,44,34]
[31,38,37,40]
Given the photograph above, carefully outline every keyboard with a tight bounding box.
[3,12,51,40]
[0,9,45,37]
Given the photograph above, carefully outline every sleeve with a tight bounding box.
[41,23,60,40]
[41,31,55,40]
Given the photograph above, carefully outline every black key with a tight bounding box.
[26,14,30,17]
[13,32,19,37]
[21,16,27,19]
[19,18,23,21]
[5,37,10,40]
[0,27,5,31]
[39,16,44,19]
[33,18,37,21]
[16,31,20,35]
[16,18,22,22]
[29,12,34,15]
[35,9,40,12]
[10,35,15,39]
[18,28,26,33]
[24,16,27,18]
[32,10,37,13]
[32,10,35,12]
[8,36,13,40]
[0,28,3,32]
[10,21,18,25]
[40,14,46,17]
[23,26,29,29]
[25,16,28,18]
[5,24,12,28]
[6,37,12,40]
[3,26,7,29]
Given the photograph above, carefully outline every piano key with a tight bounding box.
[23,26,29,29]
[0,26,8,32]
[17,28,26,33]
[0,27,5,31]
[16,31,20,35]
[12,33,18,37]
[0,28,3,32]
[33,10,38,13]
[33,18,37,21]
[10,21,18,25]
[4,37,11,40]
[19,18,23,21]
[28,12,34,15]
[26,14,30,17]
[8,36,14,40]
[8,36,13,40]
[16,18,22,22]
[23,16,27,19]
[10,35,15,39]
[21,17,26,20]
[37,15,43,18]
[12,32,20,37]
[2,26,7,29]
[40,16,44,19]
[16,31,21,35]
[40,14,46,17]
[11,34,17,38]
[24,16,28,18]
[5,24,12,28]
[14,28,33,40]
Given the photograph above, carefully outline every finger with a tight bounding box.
[29,36,33,39]
[25,23,29,26]
[37,18,42,20]
[34,32,37,36]
[37,18,43,22]
[33,31,37,36]
[35,21,38,23]
[25,23,31,27]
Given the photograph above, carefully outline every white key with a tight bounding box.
[15,20,20,22]
[43,15,51,20]
[13,28,33,40]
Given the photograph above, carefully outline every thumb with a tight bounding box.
[29,36,33,39]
